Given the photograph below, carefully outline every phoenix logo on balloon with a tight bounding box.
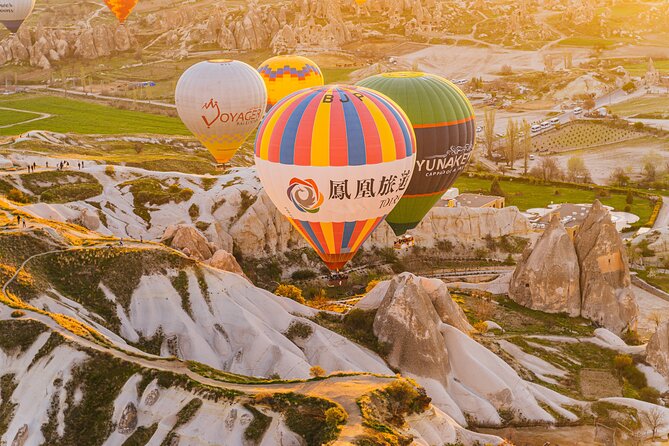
[287,178,324,213]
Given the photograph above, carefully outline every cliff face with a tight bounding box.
[509,201,638,335]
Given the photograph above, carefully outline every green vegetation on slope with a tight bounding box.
[0,94,189,136]
[19,171,102,203]
[609,96,669,119]
[120,178,193,222]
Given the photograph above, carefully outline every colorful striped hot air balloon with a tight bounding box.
[104,0,138,23]
[357,72,475,236]
[257,55,324,108]
[255,85,416,271]
[0,0,36,33]
[176,60,267,164]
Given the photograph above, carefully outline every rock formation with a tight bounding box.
[373,273,472,383]
[117,402,138,434]
[204,249,246,278]
[161,225,216,261]
[646,321,669,379]
[509,214,581,316]
[574,200,638,335]
[509,201,638,335]
[359,273,573,426]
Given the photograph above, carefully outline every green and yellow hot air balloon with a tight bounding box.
[357,72,475,236]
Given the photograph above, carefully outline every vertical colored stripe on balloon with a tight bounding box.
[341,221,356,251]
[262,92,303,162]
[289,218,321,254]
[293,91,322,166]
[346,220,366,251]
[350,217,378,252]
[350,93,382,164]
[332,222,346,254]
[360,93,396,163]
[311,89,332,166]
[271,94,305,163]
[321,222,336,254]
[296,220,325,254]
[279,90,319,165]
[365,91,411,160]
[329,90,348,167]
[308,222,329,254]
[339,88,366,166]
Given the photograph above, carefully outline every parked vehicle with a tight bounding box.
[573,107,583,115]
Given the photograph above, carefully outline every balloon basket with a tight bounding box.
[327,271,349,287]
[214,163,230,173]
[393,234,415,250]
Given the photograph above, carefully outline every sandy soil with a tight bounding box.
[478,425,598,446]
[531,138,669,185]
[397,44,591,80]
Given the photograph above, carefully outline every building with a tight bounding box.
[534,203,591,238]
[438,193,505,209]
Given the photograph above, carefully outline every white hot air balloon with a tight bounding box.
[175,59,268,164]
[0,0,36,33]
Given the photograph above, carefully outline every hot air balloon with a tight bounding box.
[0,0,36,33]
[104,0,138,23]
[255,85,416,271]
[176,60,267,165]
[354,0,366,5]
[357,72,475,236]
[257,55,324,108]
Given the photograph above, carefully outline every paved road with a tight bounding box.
[653,196,669,230]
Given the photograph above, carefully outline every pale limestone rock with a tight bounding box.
[647,321,669,379]
[373,273,472,383]
[205,249,246,279]
[11,425,28,446]
[575,200,638,335]
[162,225,216,261]
[117,402,138,434]
[509,214,581,316]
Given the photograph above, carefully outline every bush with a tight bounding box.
[309,366,326,378]
[284,321,313,341]
[7,188,31,203]
[613,354,633,369]
[275,284,305,304]
[473,321,489,334]
[639,386,660,404]
[366,280,380,293]
[624,205,631,212]
[490,177,505,197]
[10,310,24,318]
[291,269,317,281]
[626,190,634,204]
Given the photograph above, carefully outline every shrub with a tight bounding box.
[639,386,660,404]
[613,354,633,369]
[291,269,317,281]
[490,177,505,197]
[275,284,305,304]
[626,190,634,204]
[473,321,489,334]
[624,205,631,212]
[10,310,24,318]
[309,366,326,378]
[284,321,313,341]
[7,188,31,203]
[366,280,380,293]
[188,203,199,220]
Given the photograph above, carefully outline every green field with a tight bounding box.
[608,96,669,119]
[0,108,40,126]
[0,94,189,136]
[453,175,654,224]
[622,59,669,76]
[532,121,645,152]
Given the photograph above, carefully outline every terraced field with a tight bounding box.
[532,121,645,152]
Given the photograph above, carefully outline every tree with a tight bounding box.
[483,108,496,159]
[521,119,532,175]
[490,177,505,197]
[641,407,666,440]
[609,167,630,187]
[566,156,591,183]
[626,190,634,205]
[309,365,326,378]
[622,81,636,94]
[642,151,663,183]
[504,119,519,169]
[530,157,563,181]
[583,96,596,111]
[274,284,305,304]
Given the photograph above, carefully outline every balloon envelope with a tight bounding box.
[103,0,139,23]
[176,60,267,164]
[0,0,36,33]
[258,55,324,108]
[255,85,416,270]
[357,72,476,235]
